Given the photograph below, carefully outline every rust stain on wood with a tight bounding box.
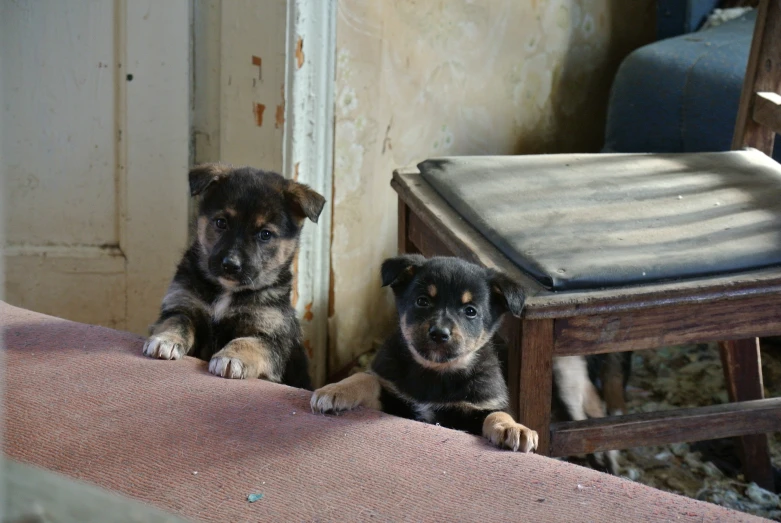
[303,339,313,358]
[275,104,285,128]
[253,103,265,126]
[251,55,261,67]
[295,37,304,69]
[304,302,314,322]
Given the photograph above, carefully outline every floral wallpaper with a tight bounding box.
[328,0,655,374]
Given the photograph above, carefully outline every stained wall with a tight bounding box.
[329,0,655,374]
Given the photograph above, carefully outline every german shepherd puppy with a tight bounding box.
[311,255,539,453]
[142,163,324,389]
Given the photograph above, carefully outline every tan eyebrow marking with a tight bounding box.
[462,291,473,304]
[224,208,237,217]
[428,284,437,297]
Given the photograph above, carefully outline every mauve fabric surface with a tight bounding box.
[420,150,781,291]
[1,302,765,522]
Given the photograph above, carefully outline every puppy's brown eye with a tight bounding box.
[415,296,430,308]
[257,229,274,242]
[464,306,478,318]
[214,217,228,230]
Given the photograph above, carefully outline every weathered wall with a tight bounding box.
[328,0,655,375]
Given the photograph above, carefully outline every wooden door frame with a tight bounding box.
[123,0,191,334]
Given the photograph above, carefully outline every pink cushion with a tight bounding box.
[1,302,761,522]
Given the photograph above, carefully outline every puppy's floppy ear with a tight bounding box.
[488,270,525,317]
[381,254,426,288]
[286,181,326,224]
[189,163,232,196]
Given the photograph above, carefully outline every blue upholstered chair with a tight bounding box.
[605,7,781,162]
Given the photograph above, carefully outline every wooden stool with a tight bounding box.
[392,0,781,490]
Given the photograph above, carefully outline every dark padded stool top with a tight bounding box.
[419,150,781,291]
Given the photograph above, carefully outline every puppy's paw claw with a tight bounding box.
[485,420,538,453]
[143,334,185,360]
[208,356,248,379]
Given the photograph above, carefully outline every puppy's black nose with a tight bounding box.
[428,326,451,344]
[221,256,242,275]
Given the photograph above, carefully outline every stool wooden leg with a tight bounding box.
[516,318,554,455]
[398,199,418,255]
[719,338,775,492]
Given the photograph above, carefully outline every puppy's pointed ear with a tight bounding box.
[189,163,232,196]
[381,254,426,289]
[286,181,326,224]
[488,270,525,317]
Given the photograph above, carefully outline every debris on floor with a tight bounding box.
[247,493,264,503]
[619,342,781,521]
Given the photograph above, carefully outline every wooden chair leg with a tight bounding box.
[719,338,775,492]
[516,318,554,455]
[398,199,418,255]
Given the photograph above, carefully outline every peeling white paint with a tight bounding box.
[283,0,337,387]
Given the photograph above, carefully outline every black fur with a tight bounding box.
[143,163,325,390]
[372,256,522,434]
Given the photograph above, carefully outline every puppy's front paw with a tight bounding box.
[143,333,186,360]
[311,372,382,413]
[208,353,249,379]
[482,412,538,453]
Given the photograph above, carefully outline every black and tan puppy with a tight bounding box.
[142,163,324,389]
[311,255,539,453]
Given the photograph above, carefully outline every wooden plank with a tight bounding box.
[518,319,554,455]
[398,198,422,255]
[499,317,522,420]
[554,292,781,356]
[407,210,456,258]
[732,0,781,154]
[550,397,781,456]
[392,169,781,319]
[753,91,781,135]
[719,339,775,492]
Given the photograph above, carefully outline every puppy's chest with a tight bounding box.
[208,293,288,335]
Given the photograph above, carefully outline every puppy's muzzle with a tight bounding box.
[428,325,451,344]
[221,255,242,276]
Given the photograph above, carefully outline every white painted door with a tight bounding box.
[1,0,190,335]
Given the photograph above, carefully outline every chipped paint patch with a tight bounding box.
[304,302,314,322]
[253,103,266,126]
[295,37,305,69]
[303,339,313,358]
[275,104,285,128]
[294,162,300,181]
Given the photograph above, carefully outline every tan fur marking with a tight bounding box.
[274,237,298,266]
[224,207,237,217]
[462,291,472,304]
[311,372,382,412]
[197,216,210,255]
[482,411,538,453]
[583,381,607,419]
[255,306,286,333]
[428,284,437,297]
[208,337,278,381]
[254,213,270,228]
